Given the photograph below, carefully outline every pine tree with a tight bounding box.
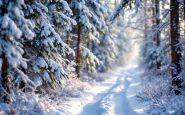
[170,0,182,95]
[139,0,167,71]
[94,29,118,72]
[23,0,75,90]
[94,2,127,72]
[76,24,81,77]
[70,0,102,77]
[0,0,34,103]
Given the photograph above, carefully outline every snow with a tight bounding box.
[57,44,148,115]
[80,45,100,72]
[1,1,184,114]
[16,0,24,5]
[57,66,148,115]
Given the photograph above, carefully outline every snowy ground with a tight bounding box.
[57,63,148,115]
[55,40,149,115]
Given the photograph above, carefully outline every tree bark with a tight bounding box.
[66,31,70,61]
[66,0,72,61]
[152,0,156,41]
[184,0,185,37]
[1,52,11,103]
[144,0,148,39]
[170,0,182,95]
[1,2,11,104]
[76,25,81,78]
[155,0,161,69]
[67,0,71,3]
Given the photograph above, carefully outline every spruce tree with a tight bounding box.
[23,0,75,90]
[0,0,34,103]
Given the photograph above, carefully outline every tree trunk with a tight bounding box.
[66,0,72,61]
[170,0,182,95]
[1,52,11,103]
[92,42,95,53]
[184,0,185,37]
[144,0,148,39]
[87,40,90,50]
[86,41,90,72]
[66,31,70,61]
[152,0,156,41]
[76,24,81,78]
[67,0,71,3]
[1,3,11,104]
[155,0,161,69]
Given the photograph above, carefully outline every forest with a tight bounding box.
[0,0,185,114]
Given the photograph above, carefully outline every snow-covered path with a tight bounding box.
[57,42,148,115]
[59,64,147,115]
[80,69,129,115]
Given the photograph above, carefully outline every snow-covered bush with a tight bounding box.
[137,83,185,115]
[148,94,185,115]
[137,69,185,114]
[0,90,68,114]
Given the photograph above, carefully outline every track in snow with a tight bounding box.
[79,67,141,115]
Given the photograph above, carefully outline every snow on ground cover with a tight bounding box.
[0,75,92,115]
